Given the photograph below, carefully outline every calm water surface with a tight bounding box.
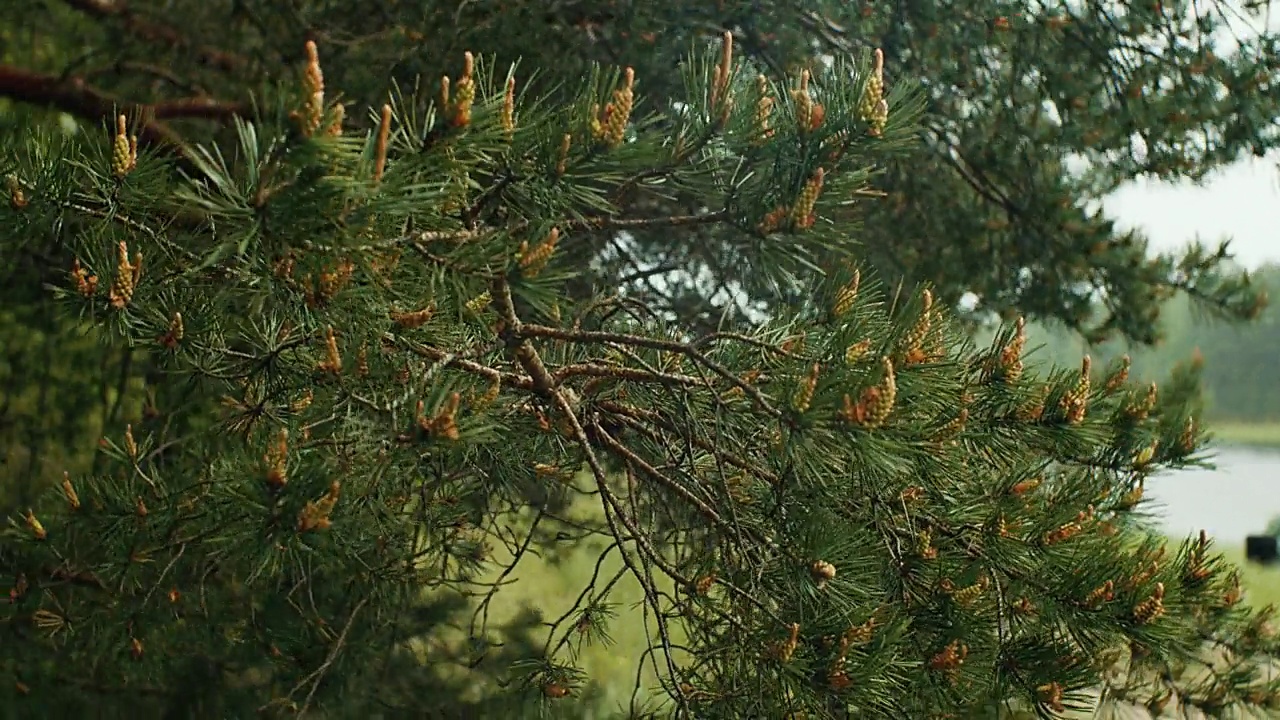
[1147,445,1280,540]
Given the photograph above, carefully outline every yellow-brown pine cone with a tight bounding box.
[753,93,774,143]
[501,77,516,134]
[71,260,98,297]
[605,102,627,146]
[25,510,46,540]
[810,560,836,587]
[465,292,491,314]
[1003,358,1024,384]
[858,75,883,124]
[302,42,323,96]
[166,312,184,343]
[867,357,897,425]
[543,682,571,699]
[62,473,80,510]
[1072,374,1091,403]
[112,132,133,177]
[297,41,325,136]
[1104,355,1131,392]
[391,305,435,329]
[793,363,820,412]
[602,69,635,147]
[790,168,825,229]
[952,582,984,605]
[588,104,604,141]
[916,529,934,557]
[901,291,934,360]
[936,408,967,439]
[792,88,812,131]
[1061,359,1091,422]
[325,104,345,136]
[694,573,717,594]
[453,79,475,127]
[1179,417,1196,451]
[519,230,559,278]
[1084,580,1114,608]
[869,99,888,136]
[1126,382,1157,419]
[1037,683,1065,713]
[109,277,134,309]
[833,282,858,318]
[845,339,872,363]
[1132,583,1165,624]
[757,205,787,234]
[6,174,26,209]
[108,243,138,308]
[998,318,1027,381]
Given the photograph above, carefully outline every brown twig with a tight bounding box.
[293,596,368,716]
[0,64,246,153]
[61,0,248,73]
[555,362,703,387]
[597,400,779,484]
[396,336,533,391]
[518,324,779,416]
[590,418,734,536]
[407,210,731,246]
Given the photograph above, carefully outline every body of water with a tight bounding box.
[1148,445,1280,540]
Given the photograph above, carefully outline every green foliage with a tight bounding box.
[1010,264,1280,428]
[3,0,1275,343]
[1,35,1279,720]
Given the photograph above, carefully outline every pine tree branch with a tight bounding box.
[404,210,730,246]
[590,420,732,537]
[399,338,533,392]
[555,362,703,387]
[515,323,779,416]
[59,0,248,74]
[0,64,246,152]
[596,400,780,484]
[291,596,368,716]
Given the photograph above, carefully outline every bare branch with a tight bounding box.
[0,64,246,152]
[61,0,248,73]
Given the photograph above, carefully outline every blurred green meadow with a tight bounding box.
[1212,421,1280,451]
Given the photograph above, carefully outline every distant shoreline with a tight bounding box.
[1208,421,1280,450]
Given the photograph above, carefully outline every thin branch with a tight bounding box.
[517,324,779,416]
[293,596,369,716]
[596,400,779,484]
[555,362,703,387]
[590,418,736,539]
[0,64,246,152]
[406,210,732,246]
[60,0,248,73]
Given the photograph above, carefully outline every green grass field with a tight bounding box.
[1209,421,1280,450]
[1223,543,1280,608]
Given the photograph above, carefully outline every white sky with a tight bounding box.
[1103,152,1279,269]
[1102,5,1278,270]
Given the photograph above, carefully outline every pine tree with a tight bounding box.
[3,33,1279,719]
[2,0,1275,541]
[1,0,1273,344]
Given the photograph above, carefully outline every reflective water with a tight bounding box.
[1147,445,1280,540]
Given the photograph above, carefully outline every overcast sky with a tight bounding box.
[1103,152,1279,269]
[1103,5,1278,270]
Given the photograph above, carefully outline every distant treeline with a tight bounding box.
[1012,263,1280,424]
